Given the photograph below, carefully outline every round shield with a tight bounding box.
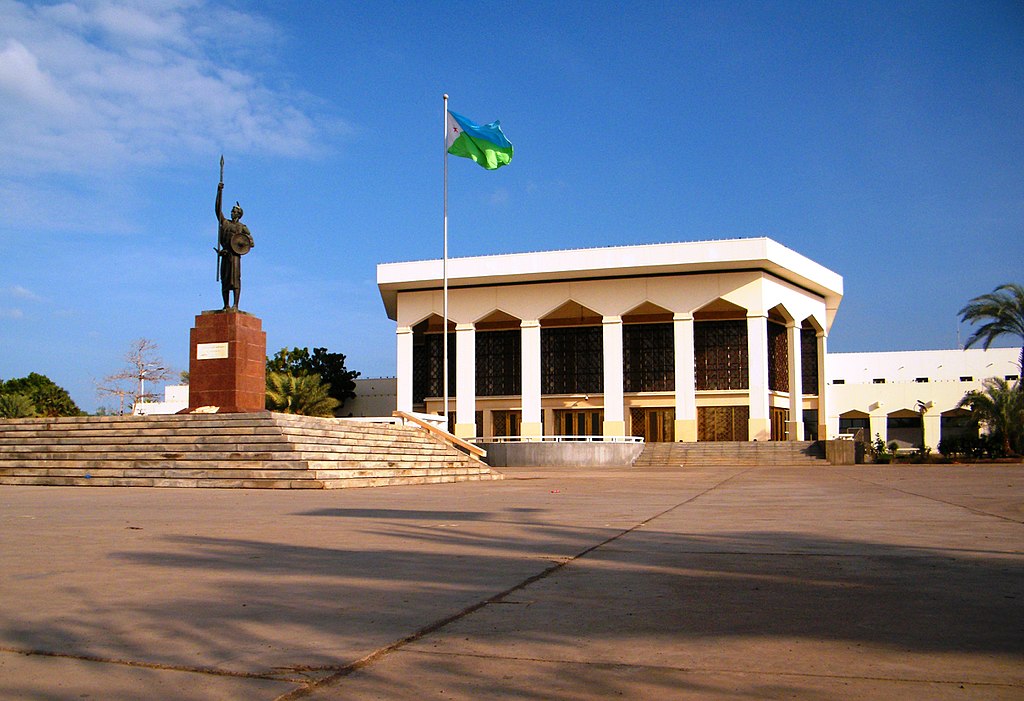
[230,233,252,255]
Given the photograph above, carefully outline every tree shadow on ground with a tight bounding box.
[1,507,1021,701]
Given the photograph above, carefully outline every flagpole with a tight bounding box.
[442,93,449,428]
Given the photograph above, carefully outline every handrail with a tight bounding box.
[392,411,487,458]
[479,435,644,444]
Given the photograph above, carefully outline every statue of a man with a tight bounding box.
[215,181,254,310]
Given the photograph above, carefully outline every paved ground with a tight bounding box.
[0,464,1021,700]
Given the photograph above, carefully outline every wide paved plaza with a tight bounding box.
[1,464,1021,700]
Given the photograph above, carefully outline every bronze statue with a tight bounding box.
[214,156,254,310]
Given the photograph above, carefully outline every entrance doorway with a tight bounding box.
[492,410,521,438]
[555,409,603,437]
[770,407,789,441]
[630,408,675,442]
[697,406,749,441]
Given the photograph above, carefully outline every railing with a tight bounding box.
[392,411,487,458]
[481,435,644,444]
[837,428,865,442]
[345,412,446,427]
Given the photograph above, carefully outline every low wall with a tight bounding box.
[479,441,645,468]
[825,439,862,465]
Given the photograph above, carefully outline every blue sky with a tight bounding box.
[1,0,1021,412]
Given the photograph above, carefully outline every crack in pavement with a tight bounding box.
[273,468,751,700]
[839,472,1024,525]
[0,645,330,684]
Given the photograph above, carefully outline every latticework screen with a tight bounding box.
[767,321,789,392]
[694,321,748,390]
[542,326,603,395]
[412,332,456,404]
[623,323,674,392]
[629,407,647,440]
[801,328,819,395]
[697,405,749,441]
[476,329,521,397]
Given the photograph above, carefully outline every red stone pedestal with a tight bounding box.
[188,310,267,413]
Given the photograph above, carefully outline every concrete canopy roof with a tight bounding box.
[377,237,843,321]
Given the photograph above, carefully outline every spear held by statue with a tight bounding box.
[215,155,224,282]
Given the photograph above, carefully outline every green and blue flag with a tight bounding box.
[446,110,513,170]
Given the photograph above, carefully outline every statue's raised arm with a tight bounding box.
[215,181,225,223]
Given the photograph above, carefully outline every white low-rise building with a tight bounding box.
[827,348,1019,450]
[343,378,400,418]
[132,385,189,416]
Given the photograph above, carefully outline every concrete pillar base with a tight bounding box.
[674,419,697,442]
[749,418,771,442]
[602,420,625,438]
[521,421,543,439]
[818,422,829,442]
[454,423,476,440]
[786,420,804,441]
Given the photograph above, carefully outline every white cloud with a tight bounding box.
[9,285,42,301]
[0,39,76,111]
[0,0,329,179]
[0,308,25,319]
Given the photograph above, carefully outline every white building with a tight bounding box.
[378,238,843,443]
[827,348,1020,450]
[132,385,189,416]
[343,378,400,418]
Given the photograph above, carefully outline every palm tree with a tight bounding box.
[958,283,1024,374]
[265,371,340,417]
[0,393,37,418]
[957,377,1023,456]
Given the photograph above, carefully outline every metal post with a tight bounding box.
[442,94,449,425]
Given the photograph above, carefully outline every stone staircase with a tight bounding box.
[0,412,502,489]
[634,440,826,467]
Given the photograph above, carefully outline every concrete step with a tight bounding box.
[0,412,501,489]
[0,446,457,461]
[635,441,826,466]
[0,454,481,470]
[319,472,506,490]
[0,475,328,488]
[0,466,317,479]
[0,464,492,480]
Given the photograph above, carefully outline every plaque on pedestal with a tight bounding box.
[188,310,266,413]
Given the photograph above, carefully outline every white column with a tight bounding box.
[923,411,941,452]
[786,321,804,440]
[396,326,413,413]
[747,312,770,441]
[602,316,625,437]
[673,313,696,442]
[818,332,831,440]
[868,402,887,447]
[454,323,476,439]
[521,320,542,439]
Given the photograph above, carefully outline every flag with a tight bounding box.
[446,110,513,170]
